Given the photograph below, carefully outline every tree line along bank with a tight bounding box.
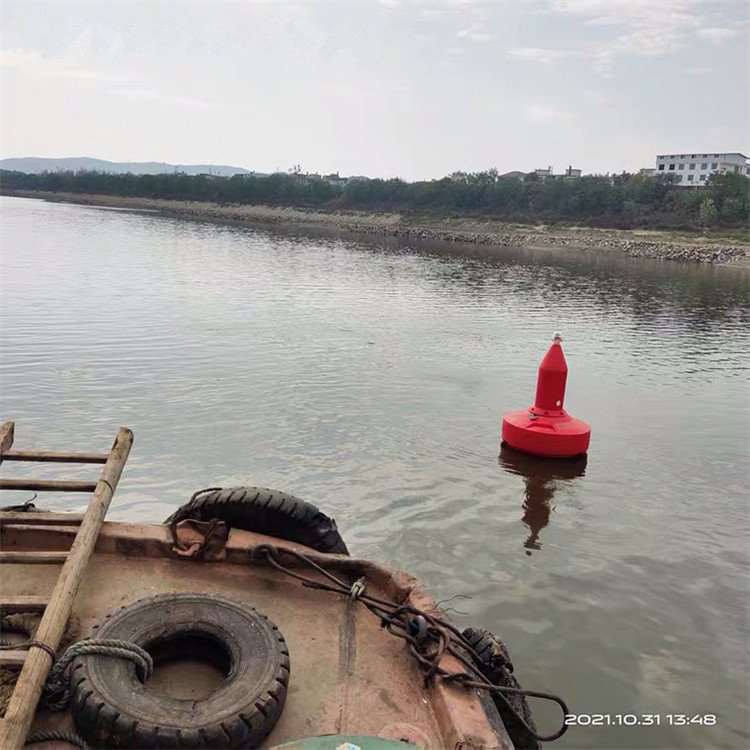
[1,168,748,230]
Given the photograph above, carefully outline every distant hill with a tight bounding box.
[0,157,254,177]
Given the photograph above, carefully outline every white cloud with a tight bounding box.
[318,76,411,98]
[591,26,684,64]
[523,104,573,122]
[457,20,493,42]
[378,0,400,8]
[685,66,713,76]
[1,43,219,110]
[506,46,575,64]
[419,8,447,18]
[125,89,221,111]
[457,28,493,42]
[556,0,702,67]
[1,47,141,86]
[696,27,739,42]
[549,0,702,29]
[508,0,740,73]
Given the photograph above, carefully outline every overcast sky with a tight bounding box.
[2,0,748,180]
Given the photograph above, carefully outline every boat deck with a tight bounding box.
[2,520,508,748]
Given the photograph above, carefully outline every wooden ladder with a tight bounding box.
[0,421,133,750]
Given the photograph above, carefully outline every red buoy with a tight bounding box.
[501,333,591,458]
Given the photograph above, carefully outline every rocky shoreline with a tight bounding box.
[4,189,749,266]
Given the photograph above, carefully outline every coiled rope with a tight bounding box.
[25,730,90,749]
[2,637,150,747]
[41,639,153,711]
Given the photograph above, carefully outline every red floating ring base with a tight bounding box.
[501,409,591,458]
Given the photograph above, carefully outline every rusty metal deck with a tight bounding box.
[1,520,509,749]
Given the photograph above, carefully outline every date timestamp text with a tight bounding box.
[564,714,716,727]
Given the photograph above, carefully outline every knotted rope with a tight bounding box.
[257,543,569,743]
[42,639,153,711]
[25,730,90,749]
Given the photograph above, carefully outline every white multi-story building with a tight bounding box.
[655,152,749,186]
[530,165,582,180]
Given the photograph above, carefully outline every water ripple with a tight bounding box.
[1,196,748,749]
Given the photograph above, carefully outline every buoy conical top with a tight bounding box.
[533,332,567,415]
[501,333,591,458]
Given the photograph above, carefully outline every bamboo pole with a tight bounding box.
[1,450,108,464]
[0,552,68,564]
[0,426,133,750]
[0,596,48,613]
[0,423,14,456]
[0,512,84,526]
[0,652,27,668]
[0,479,98,493]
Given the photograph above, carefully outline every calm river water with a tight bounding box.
[1,196,748,749]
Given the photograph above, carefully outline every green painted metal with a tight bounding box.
[269,735,421,750]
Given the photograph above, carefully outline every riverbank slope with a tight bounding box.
[4,189,749,265]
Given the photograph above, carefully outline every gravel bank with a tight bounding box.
[5,189,749,266]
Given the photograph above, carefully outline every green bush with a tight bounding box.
[2,167,748,230]
[699,198,718,226]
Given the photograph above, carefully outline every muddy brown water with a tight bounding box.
[1,195,748,749]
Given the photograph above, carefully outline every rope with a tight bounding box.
[257,543,569,743]
[0,494,37,512]
[1,611,79,716]
[98,478,115,495]
[42,639,153,712]
[349,577,366,601]
[0,612,46,650]
[25,730,90,749]
[167,487,223,549]
[28,640,56,662]
[0,612,80,654]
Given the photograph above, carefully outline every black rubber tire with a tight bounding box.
[70,593,290,749]
[462,627,540,750]
[164,487,349,555]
